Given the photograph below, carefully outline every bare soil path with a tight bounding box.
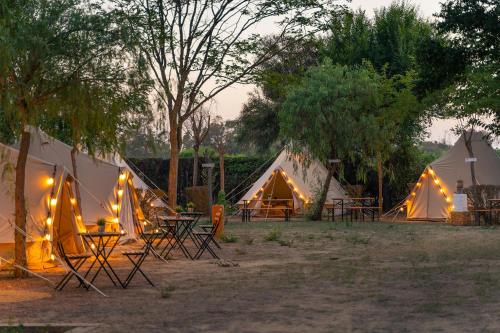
[2,221,500,332]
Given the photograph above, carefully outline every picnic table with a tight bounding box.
[158,216,196,259]
[327,198,379,222]
[79,231,123,287]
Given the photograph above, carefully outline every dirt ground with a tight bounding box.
[2,220,500,332]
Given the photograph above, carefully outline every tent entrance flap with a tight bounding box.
[258,169,295,217]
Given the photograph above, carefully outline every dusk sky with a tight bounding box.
[212,0,464,145]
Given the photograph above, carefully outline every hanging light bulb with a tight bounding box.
[119,173,126,181]
[113,217,119,223]
[440,188,445,194]
[46,177,54,186]
[117,189,124,197]
[46,217,52,226]
[434,179,439,185]
[91,244,95,250]
[50,198,57,206]
[45,234,51,241]
[411,192,416,196]
[50,254,55,261]
[70,198,76,205]
[416,182,421,187]
[120,229,125,235]
[150,202,154,207]
[446,197,451,203]
[76,215,82,221]
[112,204,119,211]
[429,169,434,175]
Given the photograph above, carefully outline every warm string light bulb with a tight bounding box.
[70,198,76,205]
[434,179,439,185]
[117,189,124,197]
[45,234,51,241]
[429,169,434,175]
[50,198,57,206]
[112,204,119,211]
[46,177,54,186]
[50,254,55,261]
[119,173,126,181]
[46,217,52,226]
[113,217,119,223]
[446,197,451,203]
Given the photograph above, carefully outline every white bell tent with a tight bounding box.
[404,132,500,220]
[0,144,86,269]
[238,150,347,216]
[22,127,143,240]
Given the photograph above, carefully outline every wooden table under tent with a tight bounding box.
[0,143,87,273]
[238,150,348,221]
[17,126,165,241]
[387,131,500,223]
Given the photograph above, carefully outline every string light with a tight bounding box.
[411,192,416,196]
[446,197,451,203]
[119,173,126,181]
[120,230,125,234]
[399,207,404,212]
[416,182,421,187]
[112,204,119,211]
[429,169,434,175]
[46,217,52,226]
[50,198,57,206]
[50,254,55,261]
[70,198,76,205]
[46,177,54,186]
[91,244,95,250]
[113,217,119,223]
[117,189,123,197]
[440,188,445,194]
[76,215,82,221]
[434,179,439,185]
[45,234,51,241]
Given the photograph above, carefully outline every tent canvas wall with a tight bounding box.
[21,127,142,240]
[0,144,85,269]
[405,132,500,220]
[238,150,347,215]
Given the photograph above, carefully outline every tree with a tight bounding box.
[187,107,210,186]
[280,62,383,220]
[114,0,340,207]
[210,116,233,194]
[0,0,146,276]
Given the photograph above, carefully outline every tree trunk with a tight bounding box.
[219,152,225,193]
[168,125,179,208]
[70,147,82,215]
[464,135,481,224]
[311,166,334,221]
[192,146,200,187]
[377,152,383,216]
[14,129,31,277]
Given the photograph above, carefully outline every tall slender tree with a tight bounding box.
[187,107,211,186]
[114,0,341,207]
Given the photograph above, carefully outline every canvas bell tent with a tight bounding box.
[0,144,86,269]
[20,127,146,240]
[403,132,500,220]
[238,150,347,217]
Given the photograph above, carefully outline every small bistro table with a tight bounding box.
[79,231,123,287]
[158,216,196,259]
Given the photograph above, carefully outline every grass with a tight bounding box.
[220,233,239,243]
[263,227,282,242]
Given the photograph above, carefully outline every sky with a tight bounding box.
[210,0,464,145]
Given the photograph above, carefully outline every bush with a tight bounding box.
[264,228,282,242]
[220,233,239,243]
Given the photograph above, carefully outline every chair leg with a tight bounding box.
[56,257,89,291]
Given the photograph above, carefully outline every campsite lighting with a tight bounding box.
[45,234,51,241]
[112,204,119,211]
[411,192,416,196]
[70,198,76,205]
[46,217,52,226]
[150,202,154,207]
[416,182,421,187]
[50,254,55,261]
[91,244,95,250]
[50,198,57,206]
[76,215,82,221]
[46,177,54,186]
[421,173,426,178]
[434,179,440,185]
[119,173,126,181]
[120,230,125,234]
[446,197,451,203]
[113,217,119,223]
[440,188,445,194]
[429,169,434,175]
[117,189,124,197]
[399,207,404,212]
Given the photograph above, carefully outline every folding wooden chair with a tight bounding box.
[55,240,91,291]
[121,218,157,288]
[192,211,223,259]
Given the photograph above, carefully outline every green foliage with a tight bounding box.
[220,233,239,243]
[0,0,150,154]
[96,218,106,227]
[186,201,195,209]
[264,228,282,242]
[175,205,184,213]
[216,191,227,206]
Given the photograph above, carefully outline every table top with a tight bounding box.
[181,211,204,216]
[160,216,195,222]
[79,232,123,237]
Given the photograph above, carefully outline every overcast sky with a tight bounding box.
[210,0,467,145]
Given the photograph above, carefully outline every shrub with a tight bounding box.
[220,233,239,243]
[264,228,282,242]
